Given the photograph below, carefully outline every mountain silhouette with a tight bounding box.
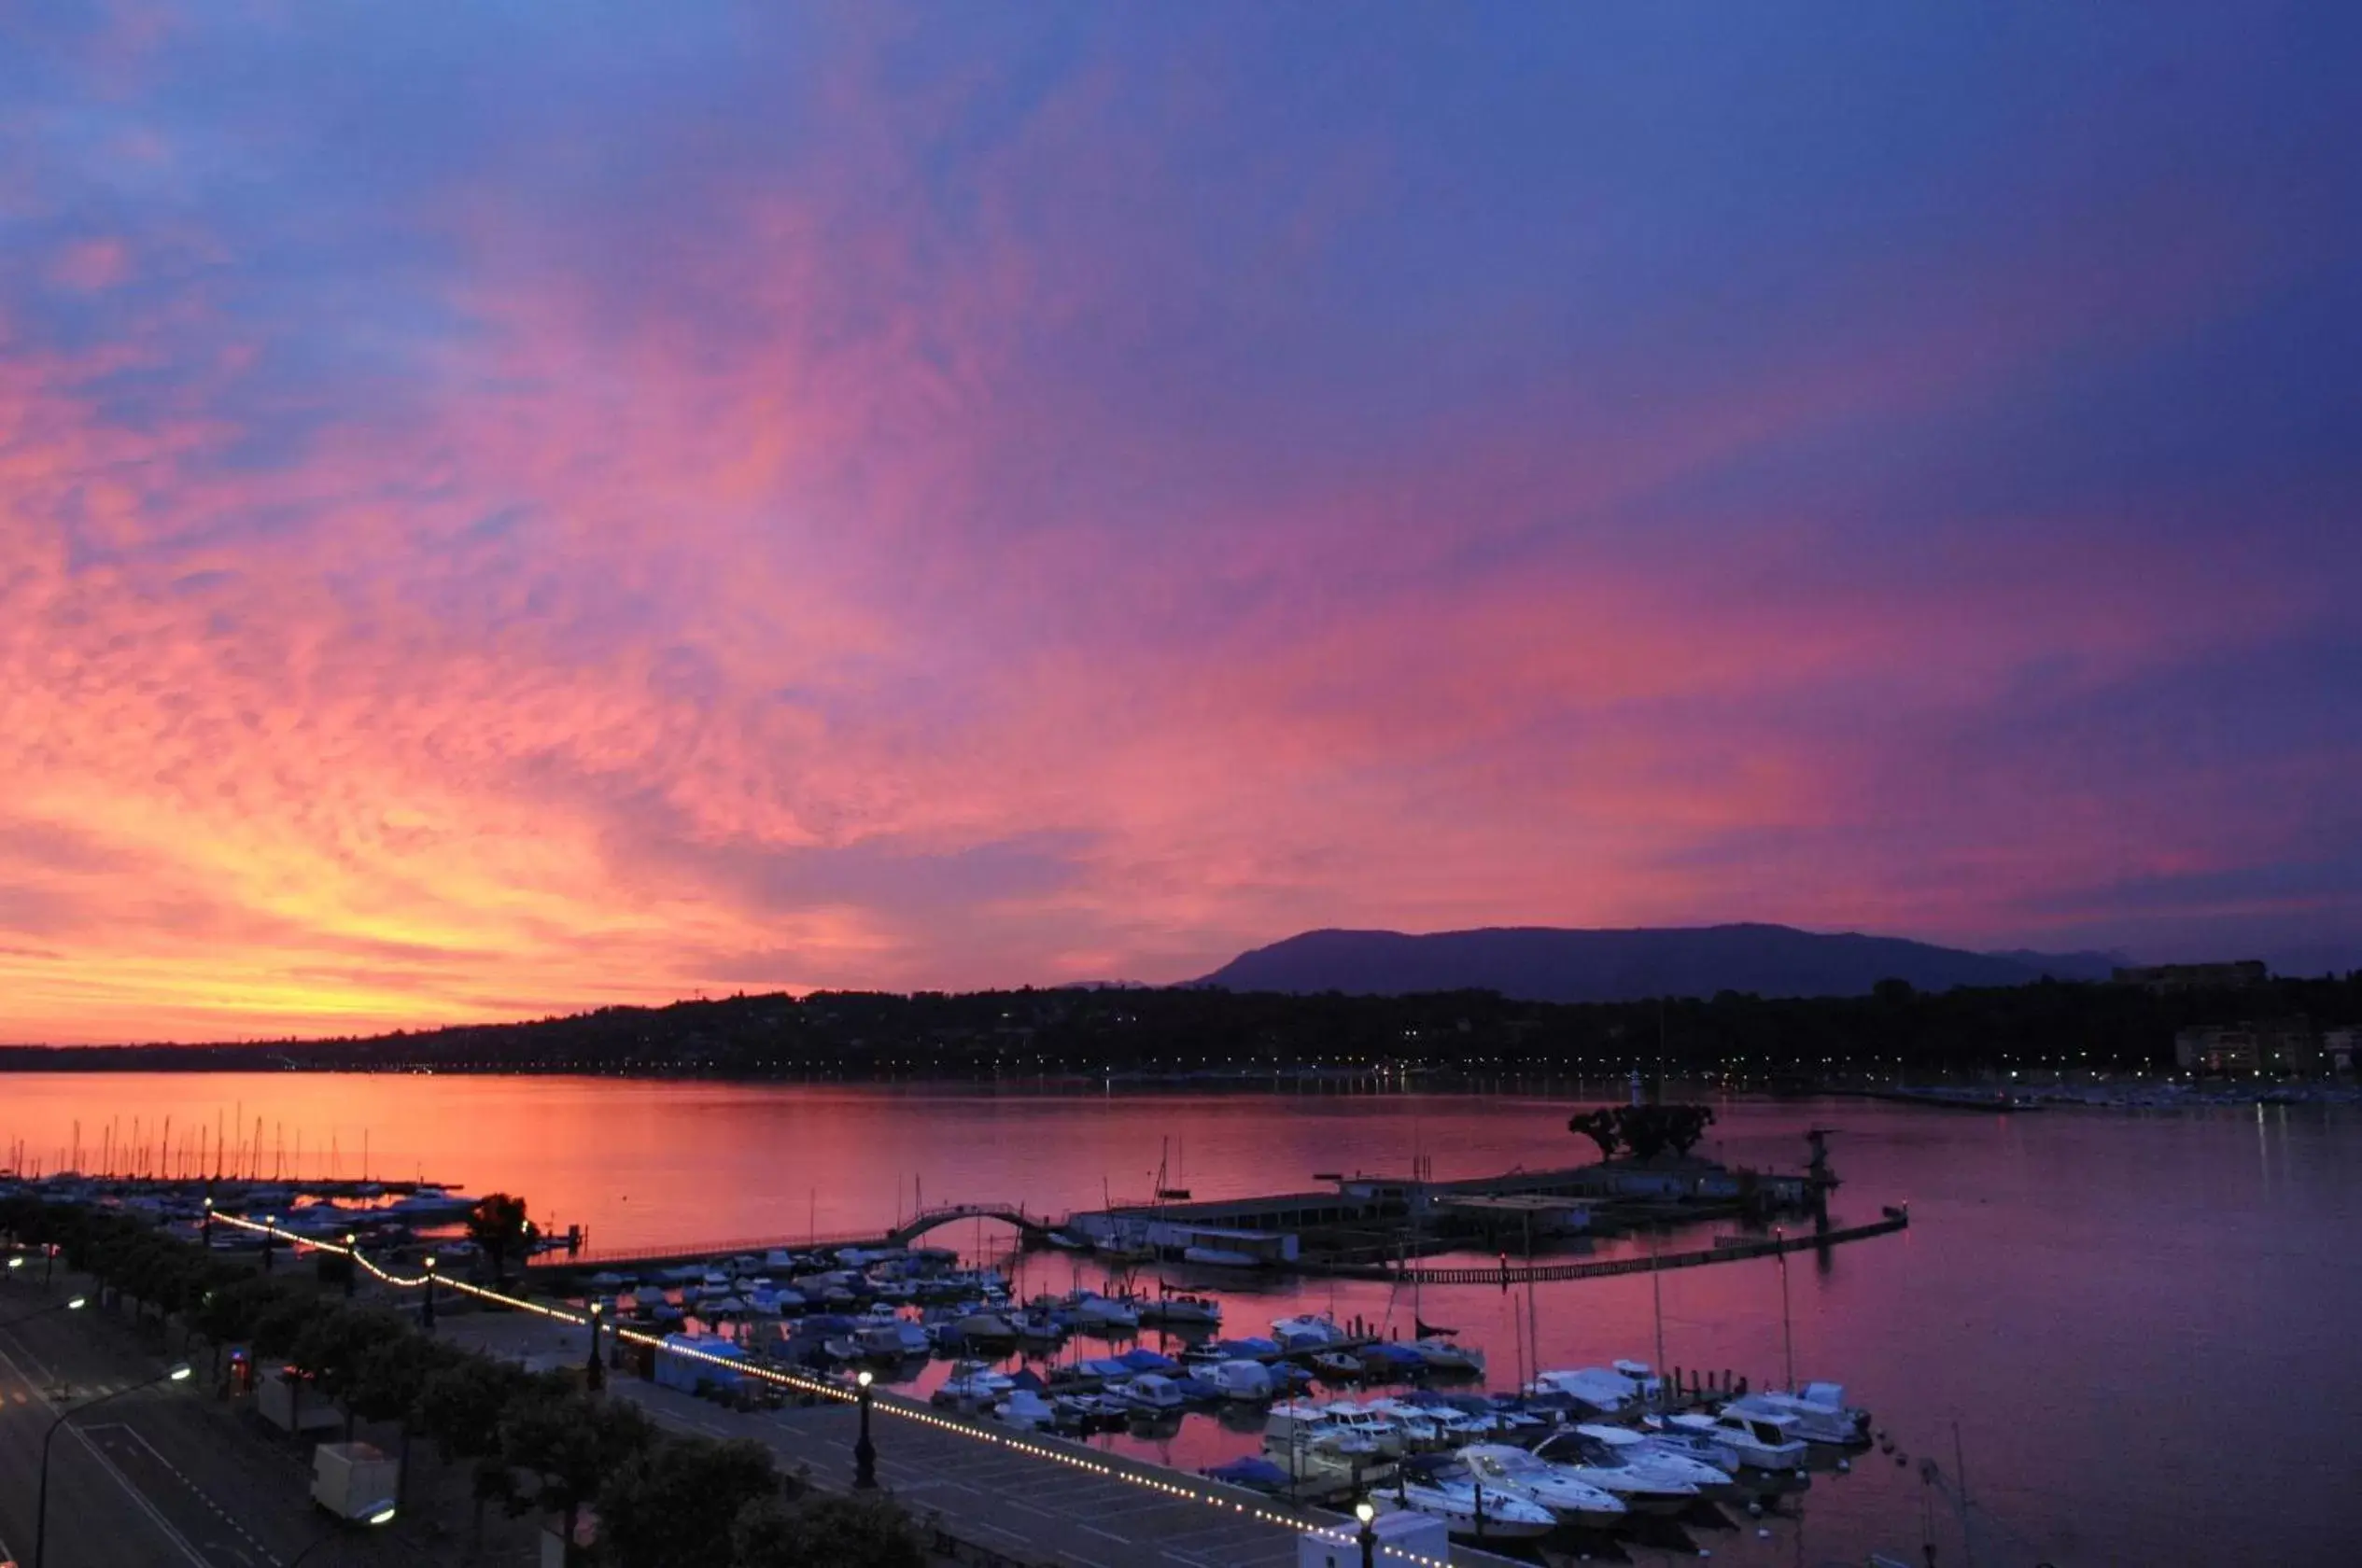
[1195,923,2123,1001]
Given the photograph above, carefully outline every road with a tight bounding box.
[0,1281,401,1568]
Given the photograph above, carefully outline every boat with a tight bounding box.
[1270,1313,1350,1350]
[1261,1397,1336,1445]
[1528,1365,1650,1414]
[1071,1292,1141,1330]
[1409,1337,1485,1376]
[1532,1424,1721,1514]
[1208,1359,1276,1401]
[1203,1455,1293,1494]
[1312,1351,1363,1381]
[1389,1457,1559,1541]
[1263,1428,1387,1485]
[1137,1292,1222,1327]
[1726,1382,1872,1446]
[1122,1373,1188,1411]
[855,1321,931,1358]
[1659,1407,1810,1471]
[1456,1444,1630,1528]
[1180,1245,1262,1268]
[950,1311,1018,1345]
[995,1389,1057,1429]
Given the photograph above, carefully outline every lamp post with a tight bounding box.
[260,1215,277,1275]
[33,1362,193,1567]
[286,1502,396,1565]
[1355,1499,1377,1568]
[584,1301,604,1393]
[201,1195,214,1249]
[852,1369,878,1490]
[2,1295,88,1330]
[343,1234,359,1299]
[421,1256,437,1333]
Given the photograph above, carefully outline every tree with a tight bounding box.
[731,1493,927,1568]
[1568,1107,1621,1161]
[467,1193,537,1284]
[598,1436,780,1568]
[500,1380,654,1564]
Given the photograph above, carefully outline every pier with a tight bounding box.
[1328,1210,1911,1285]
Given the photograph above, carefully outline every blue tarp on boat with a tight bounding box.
[1078,1356,1132,1378]
[1363,1343,1425,1367]
[1118,1348,1180,1372]
[1218,1336,1281,1357]
[1204,1456,1291,1490]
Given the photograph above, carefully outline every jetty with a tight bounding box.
[1328,1210,1910,1285]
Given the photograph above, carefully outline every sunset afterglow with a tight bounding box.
[4,5,2356,1042]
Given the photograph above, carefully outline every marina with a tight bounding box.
[5,1074,2356,1565]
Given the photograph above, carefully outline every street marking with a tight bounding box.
[83,1423,288,1567]
[0,1336,215,1568]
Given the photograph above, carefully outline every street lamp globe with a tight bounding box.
[1355,1502,1375,1526]
[856,1369,874,1389]
[65,1296,86,1310]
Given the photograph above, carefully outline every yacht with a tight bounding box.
[1072,1292,1141,1331]
[1456,1444,1630,1528]
[1409,1337,1485,1376]
[1123,1372,1188,1411]
[1137,1292,1222,1327]
[1528,1365,1650,1414]
[995,1389,1056,1429]
[1726,1382,1872,1446]
[1659,1407,1810,1471]
[1390,1457,1559,1541]
[1262,1397,1336,1445]
[855,1320,931,1358]
[1532,1425,1713,1515]
[1270,1313,1350,1350]
[1208,1359,1276,1401]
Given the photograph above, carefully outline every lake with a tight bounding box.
[4,1073,2355,1566]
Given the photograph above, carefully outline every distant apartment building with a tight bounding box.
[2325,1029,2358,1074]
[2116,959,2269,993]
[2174,1017,2320,1074]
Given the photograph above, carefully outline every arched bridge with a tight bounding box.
[528,1201,1062,1271]
[886,1203,1056,1248]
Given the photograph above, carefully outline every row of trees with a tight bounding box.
[7,972,2355,1079]
[0,1197,925,1568]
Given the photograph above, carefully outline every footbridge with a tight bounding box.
[527,1201,1061,1272]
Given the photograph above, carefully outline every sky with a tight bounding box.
[3,3,2358,1043]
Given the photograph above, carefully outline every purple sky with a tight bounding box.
[2,2,2357,1042]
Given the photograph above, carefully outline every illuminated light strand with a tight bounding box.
[211,1212,1449,1568]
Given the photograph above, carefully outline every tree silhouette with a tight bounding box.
[466,1192,536,1283]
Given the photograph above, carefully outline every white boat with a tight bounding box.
[1264,1428,1386,1484]
[1533,1424,1720,1514]
[936,1363,1015,1404]
[1390,1463,1559,1541]
[1262,1397,1336,1444]
[1180,1245,1263,1267]
[1137,1292,1222,1327]
[1270,1313,1350,1350]
[995,1389,1056,1429]
[1409,1337,1485,1375]
[1457,1444,1630,1528]
[1727,1382,1871,1445]
[1660,1407,1810,1471]
[1123,1373,1188,1411]
[1208,1359,1275,1400]
[1528,1365,1650,1414]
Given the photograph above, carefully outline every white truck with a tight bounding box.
[310,1441,400,1523]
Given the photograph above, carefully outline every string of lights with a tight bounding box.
[210,1211,1402,1562]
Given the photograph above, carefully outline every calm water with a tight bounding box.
[5,1075,2356,1566]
